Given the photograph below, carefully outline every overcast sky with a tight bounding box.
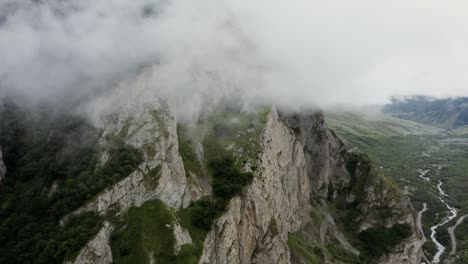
[1,0,467,110]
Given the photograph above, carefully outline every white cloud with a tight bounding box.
[1,0,468,112]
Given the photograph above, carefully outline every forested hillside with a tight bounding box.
[0,97,143,263]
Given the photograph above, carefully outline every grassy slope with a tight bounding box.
[325,112,440,138]
[111,200,177,264]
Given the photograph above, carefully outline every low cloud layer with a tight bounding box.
[1,0,468,113]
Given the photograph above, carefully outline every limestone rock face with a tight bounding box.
[353,162,424,264]
[70,105,200,219]
[376,235,423,264]
[199,109,311,264]
[199,109,353,264]
[280,112,350,197]
[67,221,113,264]
[0,148,6,184]
[173,223,193,253]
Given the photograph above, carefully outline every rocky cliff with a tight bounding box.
[67,106,422,264]
[198,109,422,264]
[65,103,202,263]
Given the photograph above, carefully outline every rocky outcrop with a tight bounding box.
[280,111,350,198]
[68,221,113,264]
[173,223,193,253]
[376,234,423,264]
[0,148,6,184]
[198,109,423,264]
[345,153,423,264]
[199,109,312,263]
[69,105,201,219]
[359,175,423,264]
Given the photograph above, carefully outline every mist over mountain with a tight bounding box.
[2,0,468,117]
[2,1,468,264]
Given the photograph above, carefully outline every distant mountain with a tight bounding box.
[383,96,468,129]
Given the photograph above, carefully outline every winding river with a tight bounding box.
[429,181,457,263]
[418,169,431,182]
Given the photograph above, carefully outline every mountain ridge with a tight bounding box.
[0,96,423,264]
[383,96,468,129]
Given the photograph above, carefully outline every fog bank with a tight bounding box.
[1,0,468,117]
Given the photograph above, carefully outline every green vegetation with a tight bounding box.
[172,107,265,263]
[326,244,366,264]
[326,111,439,140]
[288,231,366,264]
[176,107,262,237]
[40,212,103,263]
[189,155,253,230]
[50,135,143,216]
[356,224,412,257]
[176,205,211,263]
[178,105,266,178]
[287,200,366,264]
[111,200,176,263]
[177,124,202,177]
[200,106,266,168]
[0,98,143,264]
[210,156,253,203]
[345,152,373,198]
[288,234,324,264]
